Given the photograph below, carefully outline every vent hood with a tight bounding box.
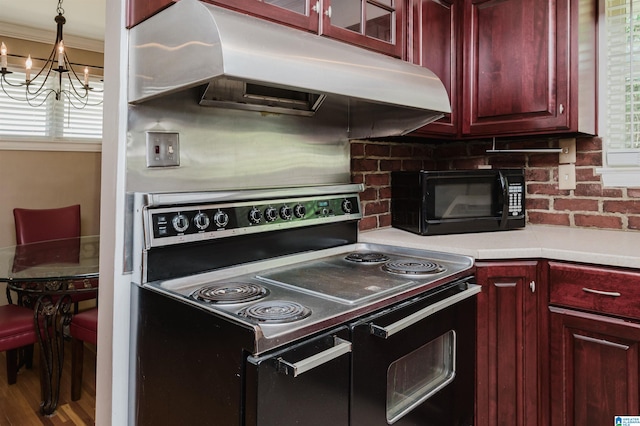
[128,0,451,138]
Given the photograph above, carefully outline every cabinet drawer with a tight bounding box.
[549,262,640,320]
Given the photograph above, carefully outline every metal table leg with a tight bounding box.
[33,294,72,415]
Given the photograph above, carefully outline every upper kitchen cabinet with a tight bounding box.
[133,0,406,57]
[412,0,596,138]
[127,0,175,28]
[202,0,320,33]
[320,0,405,57]
[408,0,461,136]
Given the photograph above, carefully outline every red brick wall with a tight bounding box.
[351,136,640,232]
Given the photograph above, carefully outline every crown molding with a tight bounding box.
[0,21,104,53]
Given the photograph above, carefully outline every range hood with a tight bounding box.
[128,0,451,138]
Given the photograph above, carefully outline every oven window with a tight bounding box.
[386,330,456,424]
[433,179,494,219]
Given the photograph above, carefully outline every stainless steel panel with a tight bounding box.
[126,89,351,192]
[128,0,449,138]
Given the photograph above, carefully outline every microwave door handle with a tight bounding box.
[498,171,509,229]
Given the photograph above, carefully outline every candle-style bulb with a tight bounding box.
[1,42,7,69]
[57,41,64,68]
[83,67,89,86]
[25,55,32,82]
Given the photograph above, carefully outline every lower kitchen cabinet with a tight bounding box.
[548,261,640,425]
[475,261,547,426]
[549,308,640,425]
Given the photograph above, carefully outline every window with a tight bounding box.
[598,0,640,186]
[0,69,103,147]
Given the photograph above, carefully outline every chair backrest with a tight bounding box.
[13,205,81,245]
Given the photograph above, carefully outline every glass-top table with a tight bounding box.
[0,236,99,415]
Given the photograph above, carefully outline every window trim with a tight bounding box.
[596,0,640,187]
[0,137,101,152]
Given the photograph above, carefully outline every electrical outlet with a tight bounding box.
[558,163,576,190]
[146,131,180,167]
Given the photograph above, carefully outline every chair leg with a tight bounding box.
[71,337,84,401]
[6,349,18,385]
[23,344,34,369]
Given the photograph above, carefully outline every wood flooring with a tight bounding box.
[0,341,96,426]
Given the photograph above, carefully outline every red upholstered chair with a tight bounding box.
[14,205,81,245]
[12,205,97,309]
[0,304,37,384]
[70,307,98,401]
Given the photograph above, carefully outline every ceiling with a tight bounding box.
[1,0,106,41]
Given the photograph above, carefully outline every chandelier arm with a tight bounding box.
[58,89,103,109]
[0,73,27,88]
[0,77,30,101]
[25,67,56,98]
[26,89,57,108]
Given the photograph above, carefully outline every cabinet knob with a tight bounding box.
[325,5,332,18]
[529,281,536,293]
[559,104,565,114]
[312,1,320,14]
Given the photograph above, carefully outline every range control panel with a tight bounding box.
[145,194,361,247]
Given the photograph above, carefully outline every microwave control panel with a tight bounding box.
[507,183,524,216]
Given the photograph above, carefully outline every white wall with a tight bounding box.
[95,0,130,424]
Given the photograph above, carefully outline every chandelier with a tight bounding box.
[0,0,102,109]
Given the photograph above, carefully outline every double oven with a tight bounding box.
[130,185,479,425]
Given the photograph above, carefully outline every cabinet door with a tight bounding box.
[204,0,320,32]
[408,0,460,137]
[462,0,569,136]
[320,0,405,57]
[550,308,640,425]
[476,261,541,426]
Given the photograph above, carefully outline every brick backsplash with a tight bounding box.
[351,136,640,232]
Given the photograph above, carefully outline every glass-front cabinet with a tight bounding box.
[322,0,403,56]
[128,0,404,57]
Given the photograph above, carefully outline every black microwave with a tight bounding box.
[391,169,525,235]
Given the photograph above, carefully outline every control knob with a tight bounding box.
[213,210,229,228]
[280,205,292,220]
[293,203,306,219]
[172,213,189,233]
[341,199,353,214]
[193,212,210,230]
[248,207,262,224]
[264,207,278,222]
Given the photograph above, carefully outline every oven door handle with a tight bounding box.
[277,336,352,377]
[370,284,481,339]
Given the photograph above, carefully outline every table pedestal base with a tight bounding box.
[34,294,72,416]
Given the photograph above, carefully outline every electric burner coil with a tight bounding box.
[238,300,311,323]
[191,282,269,304]
[382,261,446,276]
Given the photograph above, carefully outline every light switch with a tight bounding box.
[558,163,576,190]
[146,131,180,167]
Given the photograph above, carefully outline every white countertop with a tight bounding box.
[359,225,640,269]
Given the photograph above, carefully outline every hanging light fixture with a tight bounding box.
[0,0,102,109]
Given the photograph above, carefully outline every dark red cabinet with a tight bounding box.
[475,261,546,426]
[412,0,596,138]
[549,261,640,425]
[549,308,640,425]
[408,0,460,136]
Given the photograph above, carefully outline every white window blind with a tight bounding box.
[603,0,640,168]
[0,69,103,141]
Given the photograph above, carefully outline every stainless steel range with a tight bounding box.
[130,185,479,426]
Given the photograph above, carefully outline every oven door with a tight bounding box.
[245,326,352,426]
[350,278,480,426]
